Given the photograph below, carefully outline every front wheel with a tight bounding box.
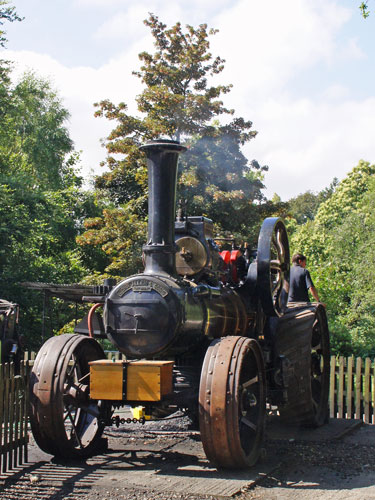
[30,334,110,458]
[199,336,266,469]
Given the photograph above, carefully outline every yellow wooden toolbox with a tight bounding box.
[89,360,174,401]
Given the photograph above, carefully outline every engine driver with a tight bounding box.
[288,253,322,305]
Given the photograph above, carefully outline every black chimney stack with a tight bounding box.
[140,139,186,276]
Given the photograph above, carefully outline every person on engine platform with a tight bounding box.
[288,253,322,305]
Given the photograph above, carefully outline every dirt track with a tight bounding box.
[1,417,375,499]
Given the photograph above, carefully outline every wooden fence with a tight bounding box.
[0,361,29,476]
[329,355,375,423]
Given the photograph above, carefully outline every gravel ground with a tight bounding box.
[237,426,375,500]
[1,420,375,500]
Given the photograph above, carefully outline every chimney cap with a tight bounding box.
[140,139,187,153]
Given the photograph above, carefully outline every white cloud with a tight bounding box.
[203,0,375,199]
[2,0,375,201]
[93,4,188,42]
[3,48,148,175]
[339,37,366,60]
[211,0,353,98]
[248,95,375,199]
[75,0,232,12]
[94,8,150,41]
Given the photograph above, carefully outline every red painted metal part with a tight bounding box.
[88,303,102,338]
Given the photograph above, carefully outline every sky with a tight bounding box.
[1,0,375,200]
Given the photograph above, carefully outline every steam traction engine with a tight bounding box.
[29,140,330,468]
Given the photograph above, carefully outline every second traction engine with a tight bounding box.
[29,139,330,469]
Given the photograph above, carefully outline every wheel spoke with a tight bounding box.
[240,416,257,431]
[242,375,258,389]
[66,408,83,449]
[270,260,282,272]
[312,340,322,350]
[66,357,78,379]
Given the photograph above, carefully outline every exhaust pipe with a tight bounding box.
[140,139,186,276]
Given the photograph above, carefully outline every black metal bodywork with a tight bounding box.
[103,140,259,362]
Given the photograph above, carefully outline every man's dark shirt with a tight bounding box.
[288,264,314,302]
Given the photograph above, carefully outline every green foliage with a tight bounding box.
[0,72,76,190]
[287,179,338,225]
[359,1,370,18]
[291,161,375,356]
[134,14,235,140]
[0,69,108,348]
[77,200,146,277]
[83,14,268,275]
[0,0,22,48]
[0,180,107,348]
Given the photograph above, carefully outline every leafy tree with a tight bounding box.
[291,161,375,356]
[0,71,109,348]
[81,14,267,275]
[0,72,75,190]
[287,179,338,225]
[0,183,108,349]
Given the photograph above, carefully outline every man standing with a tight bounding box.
[288,253,321,303]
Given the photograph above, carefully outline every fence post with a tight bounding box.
[2,363,10,474]
[347,356,354,419]
[13,374,21,468]
[355,357,363,419]
[8,363,15,471]
[330,355,336,418]
[0,363,3,473]
[338,356,345,418]
[364,358,371,423]
[23,360,29,464]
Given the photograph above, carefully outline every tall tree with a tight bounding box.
[0,72,108,347]
[81,14,267,275]
[0,1,22,121]
[1,72,76,190]
[291,161,375,356]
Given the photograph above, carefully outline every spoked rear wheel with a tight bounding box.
[277,304,330,426]
[199,336,266,469]
[30,334,110,458]
[310,305,330,425]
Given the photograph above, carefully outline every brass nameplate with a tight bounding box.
[116,279,168,298]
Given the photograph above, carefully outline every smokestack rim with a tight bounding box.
[140,139,187,153]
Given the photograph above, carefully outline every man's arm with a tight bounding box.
[309,286,320,302]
